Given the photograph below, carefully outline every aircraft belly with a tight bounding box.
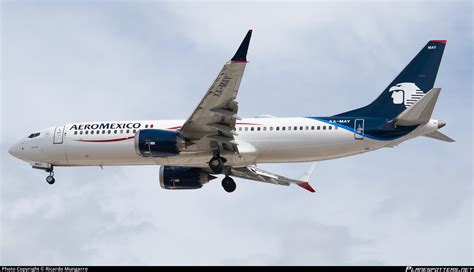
[64,139,163,166]
[250,131,383,163]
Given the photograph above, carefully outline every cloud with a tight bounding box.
[1,1,472,265]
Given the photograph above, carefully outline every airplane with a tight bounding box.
[8,30,454,193]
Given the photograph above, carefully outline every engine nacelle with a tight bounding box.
[159,166,216,190]
[135,129,185,157]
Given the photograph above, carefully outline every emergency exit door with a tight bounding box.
[354,119,364,140]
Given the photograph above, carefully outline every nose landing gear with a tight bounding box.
[45,167,55,185]
[46,174,55,185]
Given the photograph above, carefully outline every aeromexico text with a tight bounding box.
[70,123,142,130]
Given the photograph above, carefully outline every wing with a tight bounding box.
[180,30,252,154]
[229,164,317,192]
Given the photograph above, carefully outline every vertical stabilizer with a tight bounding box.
[336,40,446,119]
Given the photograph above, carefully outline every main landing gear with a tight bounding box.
[208,156,224,174]
[208,154,236,193]
[45,167,55,185]
[221,176,236,193]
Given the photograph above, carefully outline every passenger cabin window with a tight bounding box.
[317,126,320,130]
[263,127,267,131]
[238,127,242,131]
[294,126,297,130]
[276,127,279,131]
[329,126,332,130]
[311,126,315,130]
[245,127,248,131]
[300,126,303,130]
[282,127,285,131]
[74,131,77,135]
[323,126,326,130]
[257,127,261,131]
[27,133,40,138]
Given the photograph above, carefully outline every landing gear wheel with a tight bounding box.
[209,157,224,174]
[46,175,55,185]
[222,176,236,193]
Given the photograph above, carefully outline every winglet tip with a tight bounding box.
[297,182,316,193]
[231,30,253,62]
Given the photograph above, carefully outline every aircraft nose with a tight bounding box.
[8,143,21,159]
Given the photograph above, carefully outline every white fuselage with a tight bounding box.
[9,117,440,169]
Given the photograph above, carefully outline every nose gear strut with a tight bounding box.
[45,167,55,185]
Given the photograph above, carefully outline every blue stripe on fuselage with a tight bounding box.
[305,117,418,141]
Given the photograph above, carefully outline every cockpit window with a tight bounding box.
[27,133,40,138]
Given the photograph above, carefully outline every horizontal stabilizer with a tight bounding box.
[394,88,441,126]
[423,130,455,142]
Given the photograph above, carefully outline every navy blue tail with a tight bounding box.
[335,40,446,120]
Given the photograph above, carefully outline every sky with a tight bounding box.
[1,1,472,266]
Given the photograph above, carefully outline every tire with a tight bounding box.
[209,157,224,174]
[46,176,55,185]
[221,177,236,193]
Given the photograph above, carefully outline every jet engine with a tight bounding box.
[135,129,185,157]
[159,166,216,190]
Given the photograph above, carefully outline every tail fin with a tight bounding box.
[335,40,446,119]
